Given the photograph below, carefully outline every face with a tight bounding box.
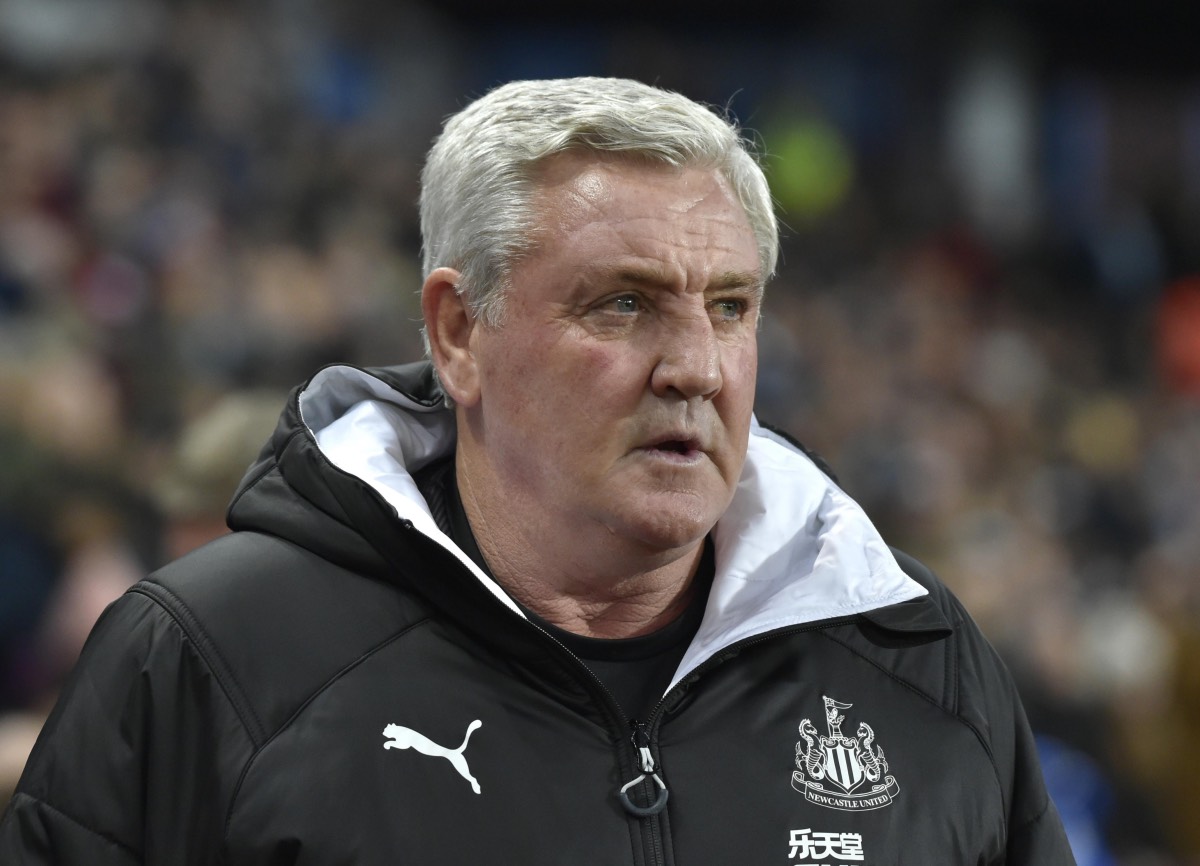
[463,154,762,556]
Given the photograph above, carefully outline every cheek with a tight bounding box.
[538,334,641,397]
[572,342,624,382]
[715,344,758,459]
[733,342,758,384]
[723,342,758,407]
[487,333,631,431]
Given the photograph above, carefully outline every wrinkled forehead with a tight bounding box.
[526,151,753,246]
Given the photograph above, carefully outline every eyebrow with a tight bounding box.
[586,264,764,297]
[709,271,766,298]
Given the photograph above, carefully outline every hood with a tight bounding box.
[230,362,930,689]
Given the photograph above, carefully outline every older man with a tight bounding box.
[1,78,1075,864]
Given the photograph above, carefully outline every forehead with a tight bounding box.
[525,152,759,277]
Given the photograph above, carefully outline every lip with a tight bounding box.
[636,432,706,462]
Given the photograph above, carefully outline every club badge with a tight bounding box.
[792,696,898,811]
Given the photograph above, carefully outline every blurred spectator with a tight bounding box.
[154,389,287,561]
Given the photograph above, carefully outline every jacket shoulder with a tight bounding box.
[889,547,968,627]
[846,547,1023,742]
[143,530,431,745]
[876,547,1012,716]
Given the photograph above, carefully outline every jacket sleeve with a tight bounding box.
[0,586,254,865]
[891,549,1077,864]
[953,599,1077,865]
[1000,681,1077,864]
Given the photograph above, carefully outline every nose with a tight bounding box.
[650,311,723,401]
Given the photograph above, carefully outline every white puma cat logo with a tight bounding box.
[382,720,482,794]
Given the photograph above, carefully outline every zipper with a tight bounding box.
[500,604,686,866]
[513,614,674,863]
[618,720,669,817]
[522,625,669,812]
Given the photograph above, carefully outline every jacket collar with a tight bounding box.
[298,363,931,687]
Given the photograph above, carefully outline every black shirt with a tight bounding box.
[413,457,713,721]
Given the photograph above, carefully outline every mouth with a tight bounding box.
[640,435,704,460]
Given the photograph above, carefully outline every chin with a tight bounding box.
[612,498,722,553]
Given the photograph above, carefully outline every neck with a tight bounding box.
[454,449,706,640]
[506,548,705,639]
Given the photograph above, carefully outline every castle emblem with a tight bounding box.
[791,696,899,811]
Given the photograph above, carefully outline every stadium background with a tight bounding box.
[0,2,1197,862]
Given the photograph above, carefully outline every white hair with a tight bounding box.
[420,77,778,333]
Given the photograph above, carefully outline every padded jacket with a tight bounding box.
[1,362,1075,865]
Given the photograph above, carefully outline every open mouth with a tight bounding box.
[643,436,702,459]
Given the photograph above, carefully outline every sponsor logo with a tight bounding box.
[788,828,865,863]
[791,696,898,811]
[382,719,483,794]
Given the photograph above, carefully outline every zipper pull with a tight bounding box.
[618,721,669,817]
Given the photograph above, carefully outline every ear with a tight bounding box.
[421,267,481,406]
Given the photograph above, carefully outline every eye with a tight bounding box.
[604,294,641,314]
[710,298,748,320]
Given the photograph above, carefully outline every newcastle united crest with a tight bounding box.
[792,696,899,811]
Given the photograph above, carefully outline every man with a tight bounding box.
[1,77,1075,864]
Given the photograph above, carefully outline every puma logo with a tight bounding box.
[382,720,482,794]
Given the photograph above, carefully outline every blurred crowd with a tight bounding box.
[0,2,1196,863]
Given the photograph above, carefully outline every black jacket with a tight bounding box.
[1,362,1075,865]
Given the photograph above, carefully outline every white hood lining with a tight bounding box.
[299,368,524,617]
